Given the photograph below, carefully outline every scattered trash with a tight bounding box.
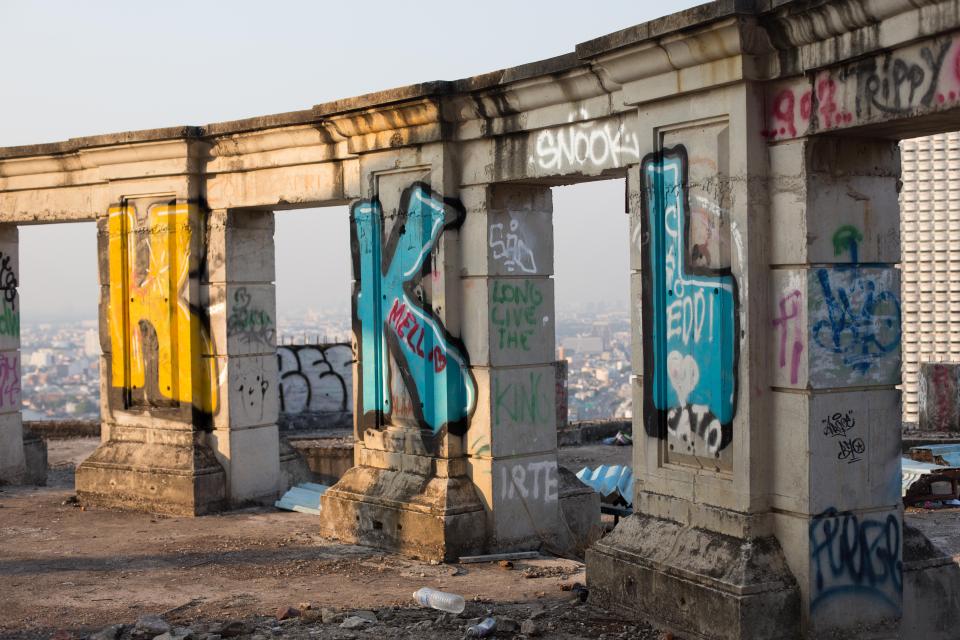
[458,551,539,564]
[498,560,514,570]
[576,465,634,507]
[413,587,465,614]
[602,431,632,446]
[275,605,300,620]
[464,617,496,638]
[274,483,328,515]
[571,583,588,603]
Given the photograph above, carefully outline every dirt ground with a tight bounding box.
[0,439,657,640]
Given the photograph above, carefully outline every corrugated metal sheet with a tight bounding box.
[274,482,328,515]
[576,465,633,506]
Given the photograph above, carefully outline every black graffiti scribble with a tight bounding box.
[845,40,952,119]
[277,344,350,414]
[0,252,17,311]
[809,508,902,613]
[237,374,269,421]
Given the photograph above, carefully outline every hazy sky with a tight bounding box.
[3,1,701,323]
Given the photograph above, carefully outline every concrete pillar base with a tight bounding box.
[21,429,47,486]
[586,513,801,640]
[76,436,226,516]
[319,465,487,563]
[278,436,314,489]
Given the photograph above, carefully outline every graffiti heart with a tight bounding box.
[352,183,476,435]
[641,145,738,457]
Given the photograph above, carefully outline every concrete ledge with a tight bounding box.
[319,465,486,562]
[25,419,100,439]
[586,513,800,640]
[76,439,226,516]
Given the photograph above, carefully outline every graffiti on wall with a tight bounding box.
[763,35,960,140]
[0,353,20,409]
[277,344,351,415]
[107,201,218,416]
[809,508,902,613]
[773,289,804,385]
[491,279,546,352]
[489,217,537,273]
[493,370,550,427]
[352,183,476,434]
[500,459,559,503]
[0,251,18,339]
[832,226,863,264]
[641,145,738,457]
[227,287,275,347]
[822,410,865,464]
[809,268,901,385]
[530,109,640,172]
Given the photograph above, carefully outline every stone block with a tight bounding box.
[212,354,280,430]
[208,423,280,504]
[770,388,901,515]
[461,277,555,367]
[207,284,276,357]
[468,366,557,459]
[205,209,275,284]
[461,205,553,278]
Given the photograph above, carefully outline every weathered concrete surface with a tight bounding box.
[76,438,226,516]
[587,514,801,640]
[287,435,353,486]
[319,466,487,563]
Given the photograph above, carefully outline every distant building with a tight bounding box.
[83,330,99,357]
[561,335,604,354]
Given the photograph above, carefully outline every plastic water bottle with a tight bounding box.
[464,617,496,637]
[412,587,465,614]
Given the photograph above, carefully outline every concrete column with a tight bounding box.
[320,169,488,561]
[77,197,227,515]
[0,224,24,484]
[205,209,281,505]
[460,183,592,551]
[587,89,802,640]
[768,137,904,636]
